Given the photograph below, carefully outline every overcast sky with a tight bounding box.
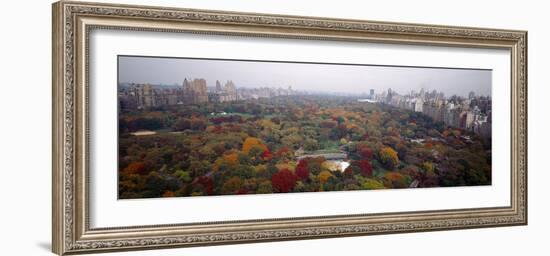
[118,56,491,97]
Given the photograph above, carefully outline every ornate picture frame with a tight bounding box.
[52,1,527,255]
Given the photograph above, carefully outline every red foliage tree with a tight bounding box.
[261,149,272,160]
[237,188,249,194]
[359,159,373,177]
[196,176,214,195]
[271,168,297,193]
[212,125,223,133]
[295,159,309,181]
[275,147,290,158]
[357,144,373,159]
[343,166,355,179]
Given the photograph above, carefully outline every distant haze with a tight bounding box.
[118,56,492,97]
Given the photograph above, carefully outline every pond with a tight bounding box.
[296,151,350,172]
[131,130,157,136]
[325,160,350,172]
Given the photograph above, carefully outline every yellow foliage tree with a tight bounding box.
[379,146,399,168]
[318,170,333,184]
[361,179,385,189]
[258,119,278,129]
[421,161,434,172]
[276,162,296,172]
[321,161,338,172]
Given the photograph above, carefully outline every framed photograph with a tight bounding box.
[52,1,527,255]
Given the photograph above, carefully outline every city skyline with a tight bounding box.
[119,56,492,98]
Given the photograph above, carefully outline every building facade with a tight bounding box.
[377,88,492,139]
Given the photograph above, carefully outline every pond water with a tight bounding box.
[326,160,350,172]
[296,151,350,172]
[131,130,157,136]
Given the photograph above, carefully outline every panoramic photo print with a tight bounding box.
[117,56,492,199]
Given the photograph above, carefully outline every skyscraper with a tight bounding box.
[182,78,208,104]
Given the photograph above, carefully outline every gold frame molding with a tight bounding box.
[52,1,527,255]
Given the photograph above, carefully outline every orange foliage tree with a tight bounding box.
[383,172,409,188]
[222,152,239,166]
[162,191,175,197]
[242,137,268,154]
[123,161,147,175]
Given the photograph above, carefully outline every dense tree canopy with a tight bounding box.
[118,95,491,198]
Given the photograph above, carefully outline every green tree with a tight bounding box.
[256,180,273,194]
[303,138,319,151]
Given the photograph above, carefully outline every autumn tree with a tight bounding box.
[122,161,147,175]
[358,159,373,177]
[303,138,319,151]
[343,166,355,180]
[421,161,434,173]
[379,146,399,169]
[195,176,214,195]
[304,157,326,175]
[256,180,273,194]
[274,146,293,161]
[361,178,385,189]
[241,178,258,193]
[281,134,303,149]
[118,173,146,198]
[173,170,192,182]
[383,172,410,188]
[242,137,268,154]
[295,159,310,181]
[356,143,374,159]
[118,93,493,198]
[189,117,207,131]
[318,170,333,184]
[261,148,272,160]
[396,142,408,160]
[162,191,175,197]
[221,176,242,194]
[222,152,239,167]
[172,118,191,131]
[188,160,210,177]
[271,168,297,193]
[248,145,265,164]
[320,120,337,129]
